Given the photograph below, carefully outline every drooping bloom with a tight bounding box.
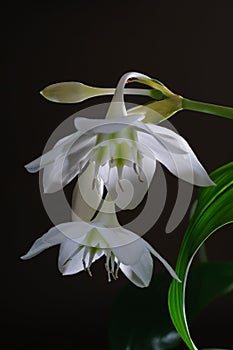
[21,195,180,288]
[25,72,214,209]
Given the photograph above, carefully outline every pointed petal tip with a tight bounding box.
[200,178,216,187]
[24,164,34,173]
[165,227,174,234]
[20,254,29,260]
[141,281,150,288]
[62,268,76,276]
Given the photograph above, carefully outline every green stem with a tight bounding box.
[182,98,233,120]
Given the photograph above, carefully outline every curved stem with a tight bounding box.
[182,98,233,120]
[96,87,151,97]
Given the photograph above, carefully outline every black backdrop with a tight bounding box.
[5,1,233,349]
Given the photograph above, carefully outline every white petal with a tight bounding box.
[25,131,80,173]
[20,227,65,260]
[134,122,188,154]
[72,162,104,222]
[112,236,145,265]
[61,249,85,275]
[58,239,80,273]
[74,115,144,134]
[62,249,104,275]
[120,247,153,287]
[54,221,94,242]
[145,241,181,282]
[42,135,95,193]
[138,129,214,186]
[120,156,156,209]
[61,220,144,252]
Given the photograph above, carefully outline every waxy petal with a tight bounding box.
[119,156,156,209]
[20,227,65,260]
[133,121,188,155]
[74,115,144,134]
[42,135,96,193]
[58,239,81,273]
[138,129,214,186]
[72,162,104,222]
[57,220,143,250]
[120,247,153,287]
[112,236,145,265]
[62,249,104,275]
[25,132,80,173]
[145,241,181,282]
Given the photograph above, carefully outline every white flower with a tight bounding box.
[25,72,214,209]
[21,197,180,288]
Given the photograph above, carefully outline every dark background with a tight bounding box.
[5,0,233,349]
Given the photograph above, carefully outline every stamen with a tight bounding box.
[82,247,89,270]
[110,254,117,280]
[87,267,92,277]
[82,259,87,270]
[86,247,97,278]
[133,162,139,175]
[115,259,120,279]
[133,161,144,182]
[138,174,144,183]
[105,250,111,282]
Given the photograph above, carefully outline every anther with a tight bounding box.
[105,264,111,282]
[115,260,120,279]
[87,267,92,277]
[138,175,144,183]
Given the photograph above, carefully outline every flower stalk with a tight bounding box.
[182,98,233,120]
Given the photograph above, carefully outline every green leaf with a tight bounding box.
[168,162,233,350]
[108,262,233,350]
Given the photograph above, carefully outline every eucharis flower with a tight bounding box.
[25,72,214,210]
[21,193,180,288]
